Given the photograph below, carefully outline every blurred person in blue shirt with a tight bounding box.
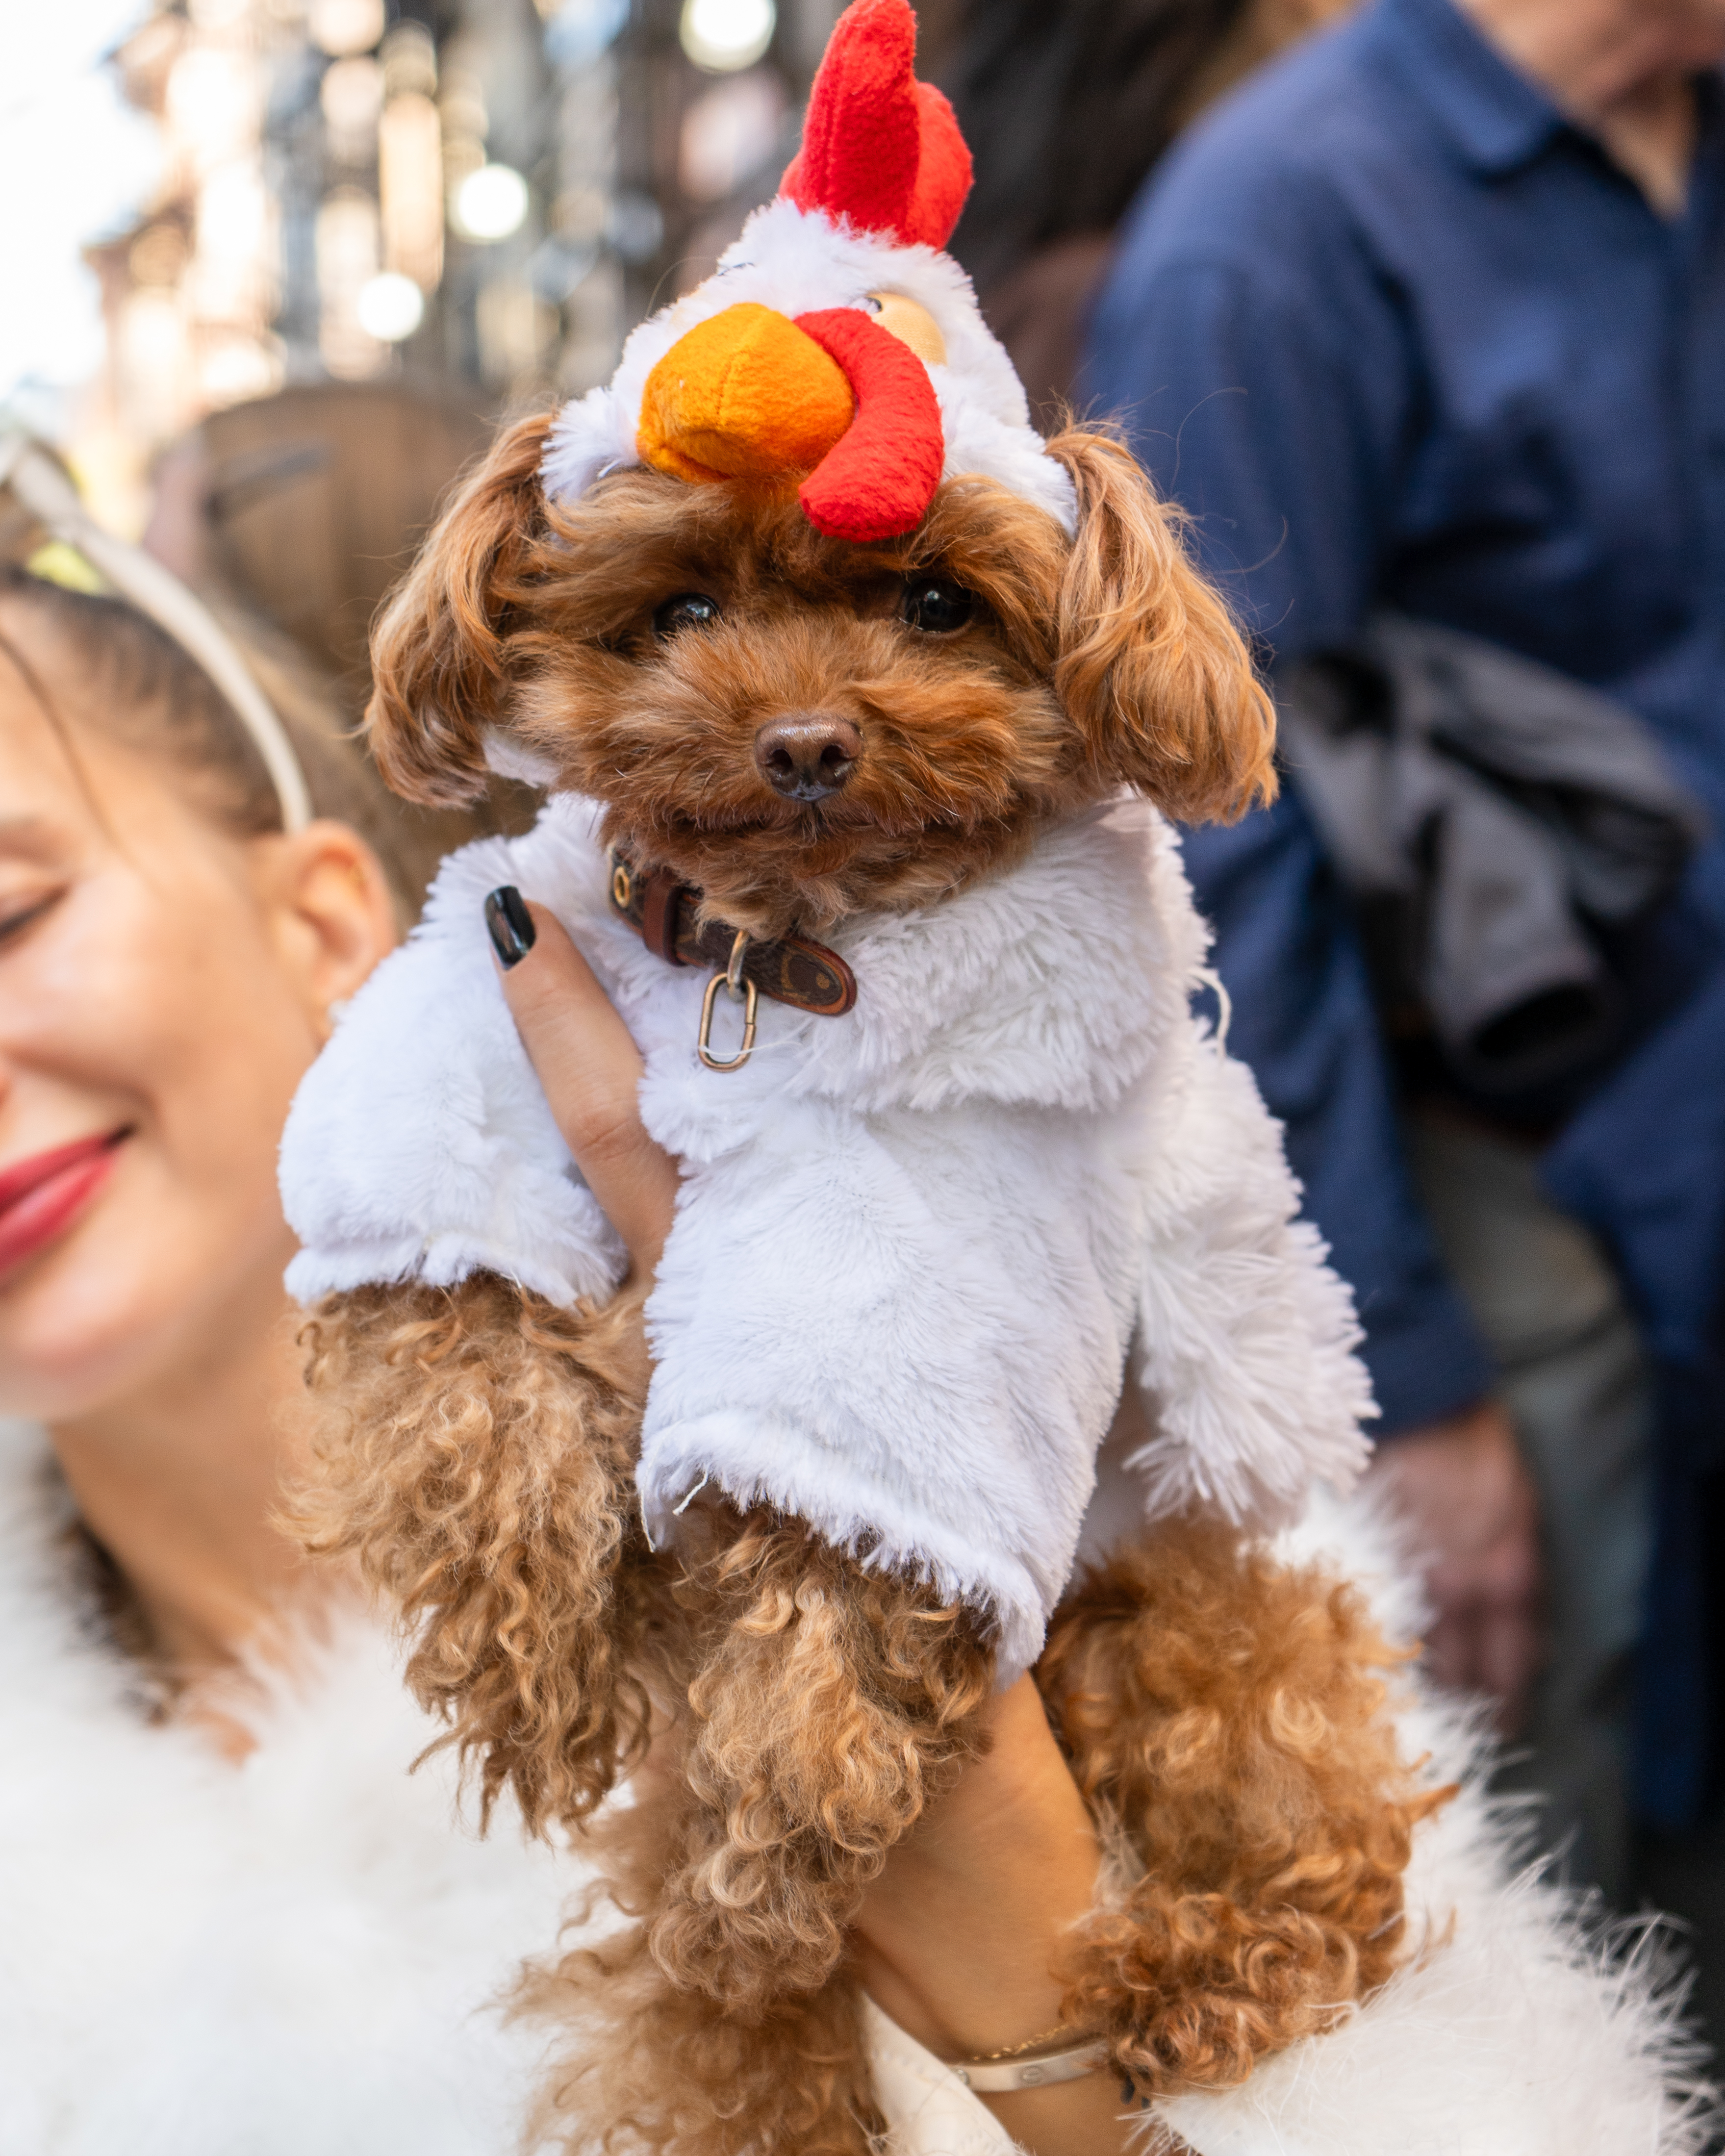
[944,0,1355,418]
[1088,0,1725,1917]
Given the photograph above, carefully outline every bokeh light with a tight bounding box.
[680,0,775,75]
[356,271,425,342]
[452,163,530,244]
[307,0,383,60]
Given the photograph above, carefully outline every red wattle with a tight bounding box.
[793,307,944,542]
[781,0,973,250]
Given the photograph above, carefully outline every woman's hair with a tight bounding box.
[0,563,485,921]
[943,0,1255,295]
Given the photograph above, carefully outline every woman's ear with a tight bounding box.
[1045,426,1277,823]
[365,410,557,807]
[259,818,400,1039]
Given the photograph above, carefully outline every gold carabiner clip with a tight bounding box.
[697,930,758,1071]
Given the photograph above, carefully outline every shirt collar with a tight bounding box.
[1374,0,1565,177]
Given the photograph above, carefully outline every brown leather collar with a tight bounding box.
[607,854,857,1017]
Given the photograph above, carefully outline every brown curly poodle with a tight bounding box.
[296,408,1435,2154]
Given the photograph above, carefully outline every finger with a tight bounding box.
[487,892,679,1273]
[1478,1530,1543,1614]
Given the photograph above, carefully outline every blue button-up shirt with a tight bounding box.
[1086,0,1725,1434]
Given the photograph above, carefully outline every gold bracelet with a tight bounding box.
[947,2038,1109,2094]
[969,2021,1082,2063]
[942,2020,1108,2096]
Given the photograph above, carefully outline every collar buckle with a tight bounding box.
[608,853,859,1034]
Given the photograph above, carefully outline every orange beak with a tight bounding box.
[638,303,855,489]
[637,298,947,542]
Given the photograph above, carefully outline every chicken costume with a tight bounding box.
[280,0,1371,1683]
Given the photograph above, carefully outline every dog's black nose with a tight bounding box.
[753,714,861,802]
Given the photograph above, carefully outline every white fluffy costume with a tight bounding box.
[279,2,1368,1663]
[282,794,1368,1680]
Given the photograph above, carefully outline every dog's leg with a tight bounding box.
[649,1509,997,2016]
[525,1931,882,2156]
[1035,1521,1447,2100]
[518,1758,885,2156]
[500,1505,983,2154]
[293,1271,654,1832]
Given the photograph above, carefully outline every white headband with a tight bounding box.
[0,431,313,835]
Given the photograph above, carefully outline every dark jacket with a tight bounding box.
[1085,0,1725,1824]
[1279,614,1705,1103]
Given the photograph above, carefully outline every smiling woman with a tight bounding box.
[0,576,401,1441]
[0,565,600,2154]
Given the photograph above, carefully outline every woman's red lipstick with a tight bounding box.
[0,1132,125,1281]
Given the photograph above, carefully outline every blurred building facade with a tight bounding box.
[79,0,850,531]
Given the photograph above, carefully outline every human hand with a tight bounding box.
[486,889,679,1276]
[854,1674,1132,2156]
[1363,1398,1543,1734]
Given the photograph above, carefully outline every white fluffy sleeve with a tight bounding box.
[1127,1033,1376,1526]
[278,832,626,1309]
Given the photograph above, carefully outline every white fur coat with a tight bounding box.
[280,793,1371,1679]
[0,1418,574,2156]
[1,1417,1699,2153]
[0,1418,954,2156]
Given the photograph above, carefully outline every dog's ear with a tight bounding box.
[1045,427,1276,823]
[365,410,556,807]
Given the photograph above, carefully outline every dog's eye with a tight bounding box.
[901,581,974,634]
[654,592,722,638]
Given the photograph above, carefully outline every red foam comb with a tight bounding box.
[780,0,972,250]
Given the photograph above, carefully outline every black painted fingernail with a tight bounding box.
[485,886,536,969]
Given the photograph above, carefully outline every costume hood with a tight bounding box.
[539,0,1077,540]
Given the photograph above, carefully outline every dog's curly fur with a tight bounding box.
[1042,1526,1451,2097]
[297,1275,660,1831]
[295,409,1422,2150]
[499,1518,1437,2156]
[519,1783,888,2156]
[653,1504,996,2014]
